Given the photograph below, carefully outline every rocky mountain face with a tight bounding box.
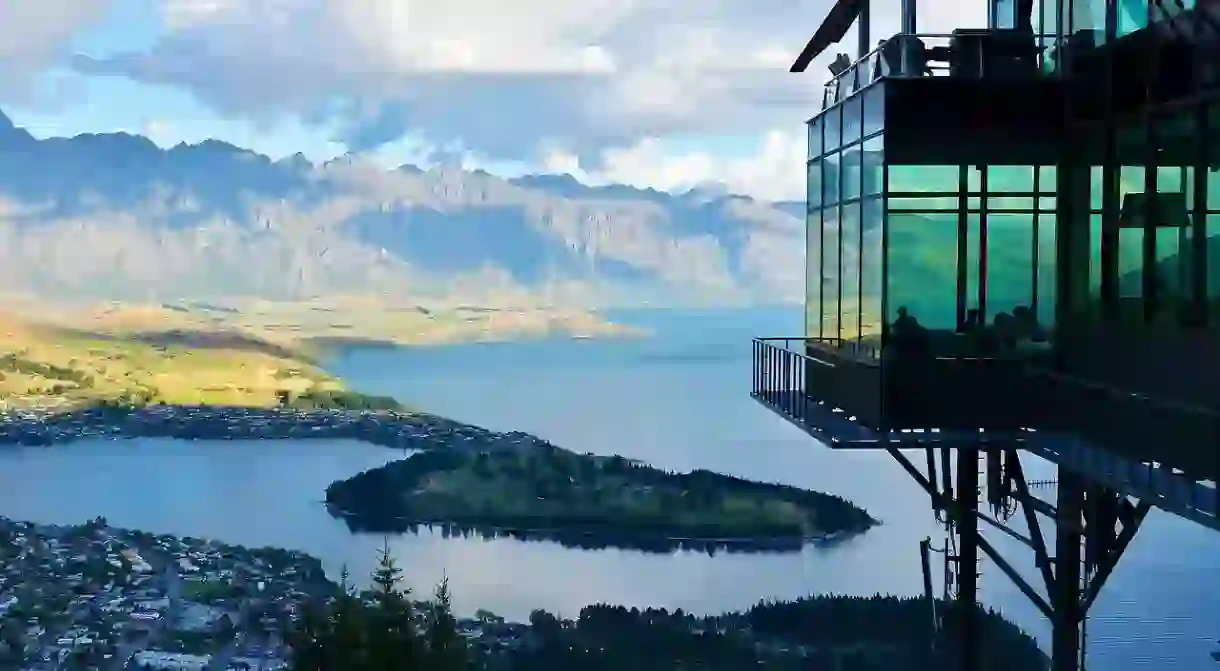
[0,110,804,308]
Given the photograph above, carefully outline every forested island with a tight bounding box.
[324,443,877,553]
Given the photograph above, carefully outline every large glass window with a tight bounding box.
[1120,165,1145,203]
[1113,188,1192,326]
[806,210,823,338]
[889,196,958,210]
[887,210,959,332]
[840,202,862,342]
[808,118,823,160]
[822,207,841,339]
[1038,166,1056,193]
[824,105,842,154]
[807,160,822,209]
[1117,225,1146,324]
[862,86,883,137]
[966,214,981,316]
[993,0,1017,29]
[888,165,961,194]
[1089,214,1104,301]
[1158,166,1186,193]
[1037,214,1058,328]
[843,95,863,146]
[861,197,884,344]
[1155,223,1187,323]
[988,196,1036,210]
[1208,214,1219,321]
[985,213,1036,322]
[1090,166,1104,211]
[1044,0,1106,73]
[842,145,862,201]
[1209,152,1220,210]
[862,135,884,196]
[1117,0,1150,37]
[986,166,1034,193]
[1066,0,1106,37]
[823,153,841,206]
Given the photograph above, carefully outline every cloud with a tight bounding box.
[0,1,116,102]
[70,0,853,158]
[67,0,988,197]
[543,129,807,202]
[141,119,176,142]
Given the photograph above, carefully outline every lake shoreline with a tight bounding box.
[0,404,529,453]
[325,502,861,554]
[0,404,877,553]
[323,446,878,553]
[0,514,1046,670]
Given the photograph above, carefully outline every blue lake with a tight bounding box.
[0,308,1215,668]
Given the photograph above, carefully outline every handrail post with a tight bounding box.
[901,0,917,35]
[751,340,758,395]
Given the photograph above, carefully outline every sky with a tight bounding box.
[0,0,987,202]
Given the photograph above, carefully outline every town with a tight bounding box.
[0,405,545,456]
[0,516,543,670]
[0,515,328,670]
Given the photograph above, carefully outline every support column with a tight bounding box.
[1056,163,1093,332]
[955,445,980,671]
[1051,469,1084,671]
[858,0,869,60]
[888,445,1151,671]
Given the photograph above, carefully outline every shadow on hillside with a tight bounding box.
[56,326,315,364]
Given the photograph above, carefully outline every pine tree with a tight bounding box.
[288,544,471,670]
[364,539,423,670]
[289,563,374,671]
[370,538,409,606]
[422,577,468,670]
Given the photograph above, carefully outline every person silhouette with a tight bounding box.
[890,307,930,360]
[893,306,916,334]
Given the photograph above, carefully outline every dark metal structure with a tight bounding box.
[752,0,1220,669]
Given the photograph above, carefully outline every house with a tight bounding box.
[131,650,212,670]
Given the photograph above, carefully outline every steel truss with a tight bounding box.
[888,443,1151,671]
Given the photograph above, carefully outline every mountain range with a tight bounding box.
[0,110,804,308]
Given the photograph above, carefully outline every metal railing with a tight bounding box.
[753,336,880,360]
[821,34,952,110]
[752,335,1220,481]
[819,31,1060,111]
[750,338,814,422]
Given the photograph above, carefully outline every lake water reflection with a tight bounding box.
[0,309,1216,669]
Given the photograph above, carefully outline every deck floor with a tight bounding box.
[754,389,1219,533]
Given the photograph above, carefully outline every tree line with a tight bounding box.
[286,547,1048,671]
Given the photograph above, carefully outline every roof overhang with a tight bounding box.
[790,0,865,72]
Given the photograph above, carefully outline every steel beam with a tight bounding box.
[887,444,1155,671]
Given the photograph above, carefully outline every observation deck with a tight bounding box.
[751,6,1220,668]
[754,0,1220,522]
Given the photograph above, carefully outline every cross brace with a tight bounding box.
[886,443,1150,671]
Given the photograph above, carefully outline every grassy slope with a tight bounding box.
[0,311,342,411]
[0,297,639,411]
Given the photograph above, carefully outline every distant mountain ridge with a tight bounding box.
[0,110,803,308]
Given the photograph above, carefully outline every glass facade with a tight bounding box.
[884,166,1056,353]
[807,84,1064,354]
[805,82,884,352]
[802,5,1220,352]
[1057,106,1216,328]
[1038,0,1204,76]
